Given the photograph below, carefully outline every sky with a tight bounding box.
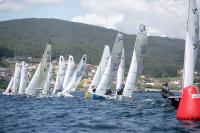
[0,0,199,39]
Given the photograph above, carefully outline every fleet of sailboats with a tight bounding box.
[61,55,87,97]
[2,0,200,122]
[3,28,149,100]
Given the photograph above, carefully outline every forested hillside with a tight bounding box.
[0,18,194,77]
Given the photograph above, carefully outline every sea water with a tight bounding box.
[0,92,200,133]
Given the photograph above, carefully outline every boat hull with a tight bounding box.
[92,94,106,100]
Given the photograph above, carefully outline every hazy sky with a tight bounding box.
[0,0,199,39]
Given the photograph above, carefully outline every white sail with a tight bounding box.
[123,24,148,97]
[39,44,52,90]
[63,55,75,89]
[61,55,87,96]
[18,61,28,95]
[116,48,125,91]
[25,44,51,96]
[11,63,21,95]
[183,0,199,89]
[25,64,41,96]
[52,55,66,95]
[3,76,14,95]
[42,63,53,96]
[95,33,124,96]
[88,45,110,93]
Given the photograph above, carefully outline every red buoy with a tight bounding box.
[177,86,200,121]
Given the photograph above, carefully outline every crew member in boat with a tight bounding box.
[117,84,125,95]
[91,86,96,93]
[161,82,174,98]
[105,89,112,95]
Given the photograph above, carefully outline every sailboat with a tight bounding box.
[115,48,125,100]
[18,61,29,95]
[85,45,110,98]
[25,44,51,96]
[3,76,13,95]
[62,55,75,90]
[123,24,148,98]
[93,33,124,100]
[11,63,21,95]
[52,55,66,95]
[41,63,53,96]
[61,55,87,97]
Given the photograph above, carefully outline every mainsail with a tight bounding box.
[18,61,29,95]
[116,48,125,91]
[88,45,110,93]
[63,55,75,89]
[11,63,21,95]
[62,55,87,96]
[95,33,124,96]
[39,44,51,89]
[53,55,66,95]
[25,44,51,96]
[123,24,148,97]
[183,0,199,89]
[42,63,53,96]
[3,76,13,95]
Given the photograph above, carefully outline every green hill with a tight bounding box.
[0,18,191,77]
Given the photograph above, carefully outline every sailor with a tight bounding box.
[91,86,96,93]
[163,82,169,90]
[117,84,125,95]
[105,89,112,95]
[162,82,174,97]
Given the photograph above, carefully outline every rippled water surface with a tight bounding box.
[0,92,200,133]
